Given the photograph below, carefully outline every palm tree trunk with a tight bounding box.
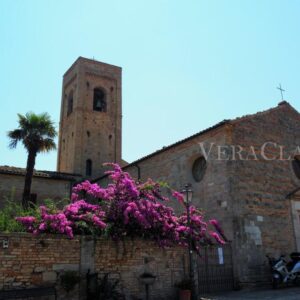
[22,149,37,209]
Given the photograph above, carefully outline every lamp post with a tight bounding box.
[182,183,196,300]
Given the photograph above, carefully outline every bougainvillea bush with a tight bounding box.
[16,163,226,250]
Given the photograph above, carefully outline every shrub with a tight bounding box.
[0,200,38,233]
[15,163,226,250]
[0,199,65,233]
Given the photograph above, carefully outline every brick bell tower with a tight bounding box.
[57,57,122,178]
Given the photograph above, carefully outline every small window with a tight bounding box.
[67,91,73,116]
[93,88,106,112]
[86,159,92,176]
[192,157,207,182]
[292,157,300,179]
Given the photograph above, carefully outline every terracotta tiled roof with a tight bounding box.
[0,166,81,181]
[230,100,298,124]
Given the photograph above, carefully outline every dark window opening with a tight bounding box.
[86,159,92,176]
[87,131,90,137]
[192,157,207,182]
[292,156,300,179]
[93,88,106,112]
[67,91,73,116]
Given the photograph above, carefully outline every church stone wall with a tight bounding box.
[0,174,72,208]
[98,103,300,286]
[230,103,300,284]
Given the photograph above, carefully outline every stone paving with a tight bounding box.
[200,286,300,300]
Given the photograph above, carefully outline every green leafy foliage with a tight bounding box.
[0,198,60,233]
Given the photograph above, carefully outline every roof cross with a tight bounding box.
[277,83,285,100]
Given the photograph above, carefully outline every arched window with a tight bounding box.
[86,159,92,176]
[67,91,73,116]
[93,88,106,112]
[192,157,207,182]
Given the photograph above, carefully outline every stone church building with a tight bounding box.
[1,57,300,286]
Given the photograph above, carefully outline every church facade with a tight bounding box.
[1,57,300,286]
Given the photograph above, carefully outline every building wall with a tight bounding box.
[97,103,300,285]
[0,233,189,300]
[57,57,122,179]
[110,125,234,241]
[230,103,300,283]
[0,174,72,208]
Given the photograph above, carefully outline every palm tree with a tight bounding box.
[8,112,57,209]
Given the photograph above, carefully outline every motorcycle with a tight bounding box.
[266,252,300,289]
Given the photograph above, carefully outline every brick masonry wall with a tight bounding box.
[94,238,188,300]
[0,174,72,208]
[57,58,122,178]
[0,233,80,300]
[0,233,189,300]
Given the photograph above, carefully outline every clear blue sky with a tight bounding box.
[0,0,299,171]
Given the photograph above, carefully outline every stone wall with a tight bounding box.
[0,233,189,300]
[0,174,72,208]
[230,103,300,283]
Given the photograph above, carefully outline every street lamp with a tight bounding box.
[181,183,196,300]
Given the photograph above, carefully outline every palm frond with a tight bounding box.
[38,138,57,153]
[8,112,57,152]
[8,139,18,149]
[18,113,30,129]
[7,129,24,149]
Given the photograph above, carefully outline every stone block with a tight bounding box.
[34,266,46,273]
[53,264,79,271]
[42,271,57,282]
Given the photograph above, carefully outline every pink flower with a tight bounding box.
[209,232,225,245]
[172,191,184,203]
[16,163,225,249]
